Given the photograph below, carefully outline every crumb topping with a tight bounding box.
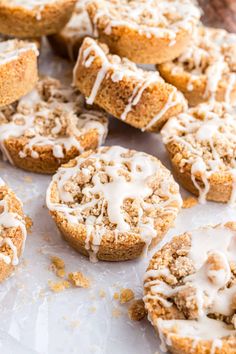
[68,271,90,288]
[128,299,146,321]
[0,77,108,162]
[47,146,182,261]
[62,0,92,38]
[182,196,198,209]
[88,0,200,39]
[144,223,236,350]
[161,101,236,204]
[119,288,134,304]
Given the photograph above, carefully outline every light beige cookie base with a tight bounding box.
[3,129,102,174]
[0,48,38,107]
[74,42,184,133]
[166,143,233,203]
[47,32,84,61]
[48,158,178,261]
[0,184,25,282]
[158,63,236,106]
[0,0,76,37]
[87,2,193,64]
[144,228,236,354]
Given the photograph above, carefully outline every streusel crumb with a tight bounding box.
[68,272,90,288]
[25,215,33,233]
[128,300,147,321]
[51,256,65,270]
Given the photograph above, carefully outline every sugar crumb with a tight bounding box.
[51,256,65,270]
[182,196,198,209]
[68,272,90,288]
[128,299,146,321]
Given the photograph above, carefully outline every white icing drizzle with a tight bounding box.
[166,27,236,104]
[0,179,27,266]
[89,0,200,40]
[0,39,39,65]
[161,101,236,204]
[0,77,108,164]
[46,146,182,262]
[144,223,236,353]
[74,37,185,128]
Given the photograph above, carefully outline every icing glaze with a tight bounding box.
[0,77,108,164]
[74,37,186,130]
[161,101,236,204]
[88,0,200,40]
[46,146,182,262]
[144,223,236,353]
[0,178,26,266]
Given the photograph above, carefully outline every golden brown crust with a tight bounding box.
[73,38,186,133]
[0,43,38,107]
[0,181,26,282]
[0,0,76,38]
[87,0,200,64]
[4,129,102,174]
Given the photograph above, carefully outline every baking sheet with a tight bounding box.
[0,40,236,354]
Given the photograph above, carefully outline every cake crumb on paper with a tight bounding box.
[51,256,65,270]
[113,292,119,300]
[112,307,122,318]
[25,216,33,233]
[120,288,134,304]
[99,289,106,298]
[48,280,71,293]
[182,196,198,209]
[68,272,90,288]
[128,299,146,321]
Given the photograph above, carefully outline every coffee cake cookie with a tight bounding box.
[161,101,236,204]
[158,26,236,106]
[0,0,76,38]
[144,222,236,354]
[0,39,38,107]
[73,37,187,133]
[46,146,182,262]
[48,0,93,61]
[0,77,108,174]
[86,0,201,64]
[0,178,27,282]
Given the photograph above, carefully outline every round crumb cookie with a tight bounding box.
[46,146,182,262]
[0,0,76,38]
[158,26,236,106]
[0,177,27,282]
[48,0,93,61]
[143,222,236,354]
[0,77,108,174]
[0,39,38,107]
[86,0,201,64]
[161,101,236,204]
[73,37,187,133]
